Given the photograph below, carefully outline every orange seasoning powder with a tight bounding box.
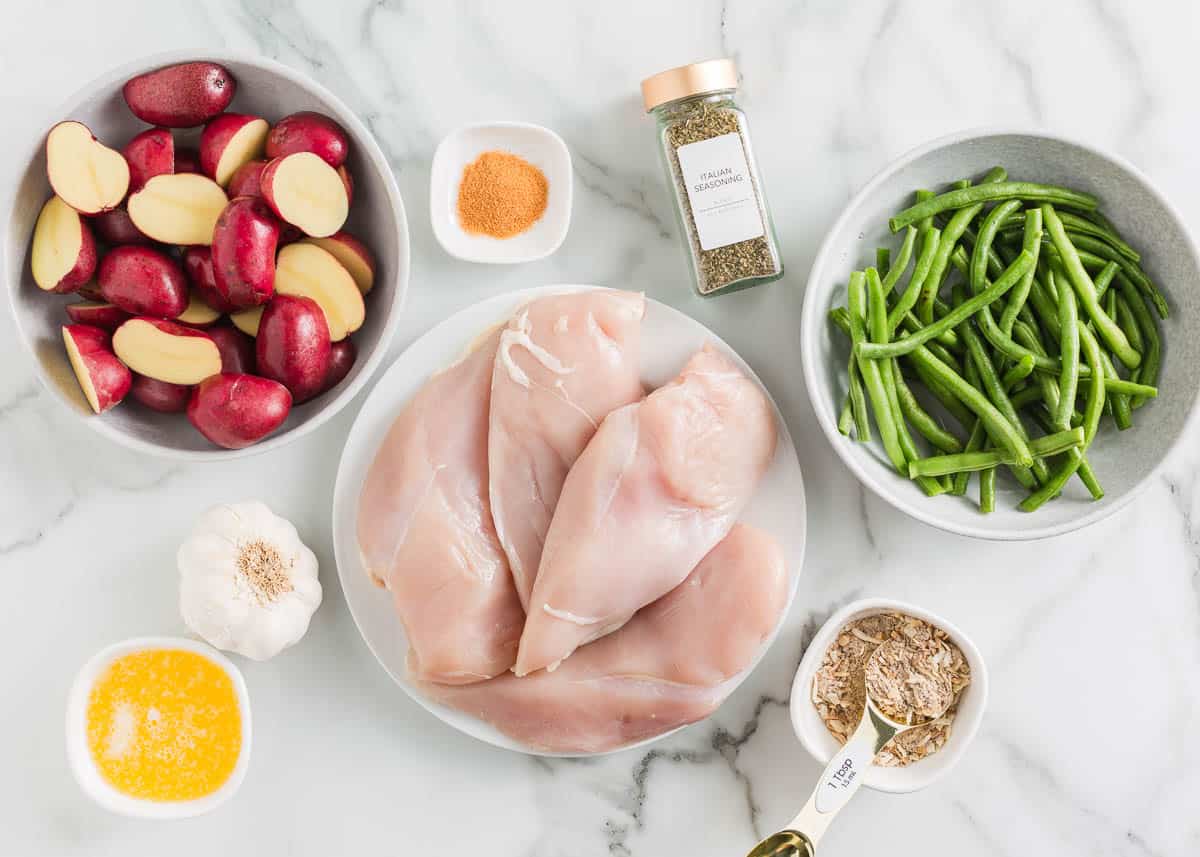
[457,150,549,238]
[86,649,242,802]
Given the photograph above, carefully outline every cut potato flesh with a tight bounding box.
[176,290,222,326]
[273,243,364,341]
[215,118,269,186]
[46,122,130,214]
[303,235,374,294]
[230,305,264,337]
[127,173,228,245]
[113,319,222,385]
[270,153,348,238]
[31,196,83,290]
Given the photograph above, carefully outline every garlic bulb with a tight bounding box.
[178,501,322,661]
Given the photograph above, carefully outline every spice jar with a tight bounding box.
[641,59,783,297]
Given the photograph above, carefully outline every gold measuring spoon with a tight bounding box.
[746,643,951,856]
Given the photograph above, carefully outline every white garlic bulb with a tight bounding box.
[178,501,322,661]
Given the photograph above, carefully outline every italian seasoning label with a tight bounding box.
[675,133,764,251]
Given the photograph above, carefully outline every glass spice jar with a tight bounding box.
[641,59,783,297]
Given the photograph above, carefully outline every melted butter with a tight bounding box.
[86,649,241,802]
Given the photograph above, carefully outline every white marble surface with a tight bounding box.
[2,1,1199,854]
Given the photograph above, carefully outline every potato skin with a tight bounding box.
[92,208,154,246]
[130,374,191,413]
[65,302,130,331]
[256,295,331,403]
[183,246,237,314]
[122,62,236,128]
[321,338,357,396]
[63,323,132,413]
[122,127,174,192]
[227,159,268,198]
[207,325,256,374]
[187,372,292,449]
[174,147,201,174]
[98,245,188,317]
[210,197,280,309]
[265,111,349,167]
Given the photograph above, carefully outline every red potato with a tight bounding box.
[200,114,269,186]
[337,165,353,207]
[99,245,188,317]
[210,196,280,309]
[227,159,267,198]
[122,62,236,128]
[265,112,349,167]
[31,195,97,293]
[175,289,222,327]
[77,281,103,301]
[46,122,129,214]
[273,242,364,340]
[174,147,201,174]
[129,374,191,413]
[65,302,130,331]
[321,338,357,395]
[92,208,153,245]
[127,173,227,246]
[112,317,222,385]
[207,325,255,374]
[259,152,348,238]
[62,324,131,413]
[187,373,292,449]
[255,295,331,403]
[182,246,237,314]
[302,232,375,294]
[122,127,174,192]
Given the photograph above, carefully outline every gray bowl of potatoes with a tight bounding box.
[3,50,409,459]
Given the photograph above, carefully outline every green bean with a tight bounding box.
[979,466,996,513]
[1042,205,1140,368]
[905,340,1034,466]
[1054,263,1080,431]
[1002,354,1036,389]
[848,272,906,470]
[999,208,1042,337]
[917,168,1007,322]
[848,359,871,441]
[1009,385,1043,410]
[882,227,917,293]
[1113,292,1144,355]
[1098,348,1133,430]
[891,361,962,453]
[1063,232,1167,317]
[1077,323,1106,446]
[858,251,1033,361]
[889,180,1098,232]
[1018,449,1082,512]
[1117,276,1161,408]
[1001,209,1140,262]
[838,396,854,435]
[1092,260,1119,302]
[951,420,985,496]
[908,428,1084,478]
[888,228,941,333]
[877,247,891,277]
[908,358,976,428]
[971,200,1023,297]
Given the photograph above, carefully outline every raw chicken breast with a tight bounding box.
[515,344,777,676]
[356,329,525,684]
[488,289,645,608]
[420,524,789,754]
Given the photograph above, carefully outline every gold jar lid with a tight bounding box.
[640,58,738,112]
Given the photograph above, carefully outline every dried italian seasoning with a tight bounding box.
[642,59,783,296]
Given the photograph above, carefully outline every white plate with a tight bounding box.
[332,285,807,756]
[429,122,572,263]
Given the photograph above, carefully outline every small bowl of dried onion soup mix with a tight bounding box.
[790,598,988,793]
[66,636,252,818]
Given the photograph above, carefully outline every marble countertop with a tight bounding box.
[3,1,1199,854]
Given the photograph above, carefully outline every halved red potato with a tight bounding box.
[207,325,255,374]
[174,147,201,174]
[122,127,174,193]
[175,289,222,327]
[31,195,97,293]
[260,153,348,238]
[129,374,192,413]
[65,302,130,331]
[92,208,153,245]
[200,114,269,186]
[122,62,236,128]
[227,159,268,198]
[230,305,264,337]
[321,338,357,395]
[187,373,292,449]
[302,232,375,294]
[265,112,349,167]
[210,196,279,308]
[273,242,363,341]
[112,317,221,385]
[62,324,131,413]
[98,245,188,318]
[127,173,227,246]
[46,122,130,214]
[256,295,331,403]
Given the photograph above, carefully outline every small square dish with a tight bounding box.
[430,121,572,264]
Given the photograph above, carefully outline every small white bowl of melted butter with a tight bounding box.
[790,598,989,793]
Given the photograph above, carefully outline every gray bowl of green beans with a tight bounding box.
[802,129,1200,539]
